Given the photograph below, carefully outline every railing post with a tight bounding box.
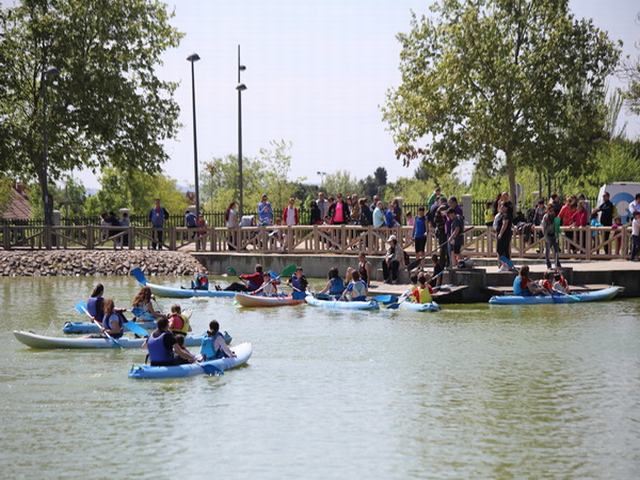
[169,227,176,251]
[586,226,592,260]
[3,225,10,250]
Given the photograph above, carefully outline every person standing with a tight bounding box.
[309,200,322,225]
[541,204,561,269]
[185,209,197,240]
[426,187,441,209]
[332,193,348,225]
[447,208,464,267]
[630,211,640,261]
[149,198,169,250]
[258,194,274,226]
[596,191,614,254]
[496,202,513,269]
[316,192,328,221]
[413,206,428,262]
[628,193,640,223]
[383,235,402,284]
[373,201,386,228]
[283,197,299,226]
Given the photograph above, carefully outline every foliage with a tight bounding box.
[0,0,183,223]
[84,168,188,217]
[322,170,360,197]
[29,175,87,218]
[200,140,304,212]
[624,12,640,114]
[382,0,620,206]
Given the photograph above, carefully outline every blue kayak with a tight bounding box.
[131,267,235,298]
[489,286,623,305]
[63,320,156,335]
[305,295,379,311]
[128,342,252,379]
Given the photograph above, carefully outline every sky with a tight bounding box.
[74,0,640,190]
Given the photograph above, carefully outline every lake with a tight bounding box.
[1,276,639,479]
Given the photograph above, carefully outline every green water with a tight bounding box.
[1,276,639,479]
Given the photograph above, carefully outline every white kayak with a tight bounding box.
[131,267,235,299]
[395,301,440,312]
[235,293,305,308]
[13,330,204,350]
[305,295,379,310]
[129,342,252,379]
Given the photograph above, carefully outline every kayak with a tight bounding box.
[131,267,235,299]
[128,342,252,379]
[489,286,623,305]
[13,330,204,350]
[305,295,379,311]
[396,301,440,312]
[235,293,305,308]
[63,320,156,335]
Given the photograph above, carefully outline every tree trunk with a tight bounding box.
[37,163,52,249]
[505,153,517,210]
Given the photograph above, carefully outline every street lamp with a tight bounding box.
[317,171,327,189]
[237,44,247,217]
[41,66,59,234]
[186,53,201,221]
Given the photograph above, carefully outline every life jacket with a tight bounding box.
[103,312,123,338]
[169,313,189,335]
[291,275,307,292]
[148,332,174,363]
[191,274,209,290]
[200,332,226,361]
[87,297,104,322]
[329,277,345,295]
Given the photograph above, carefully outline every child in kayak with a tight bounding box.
[100,298,124,339]
[513,266,545,296]
[411,274,433,304]
[190,272,209,290]
[258,272,280,297]
[200,320,236,361]
[132,286,164,321]
[553,273,570,293]
[287,267,308,300]
[86,284,105,324]
[174,335,197,364]
[341,270,368,301]
[168,304,191,336]
[319,267,345,299]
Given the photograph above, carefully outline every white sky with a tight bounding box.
[74,0,640,189]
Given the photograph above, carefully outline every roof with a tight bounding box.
[1,187,32,220]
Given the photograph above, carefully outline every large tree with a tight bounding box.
[0,0,182,227]
[382,0,620,206]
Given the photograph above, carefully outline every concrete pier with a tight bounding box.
[193,252,640,303]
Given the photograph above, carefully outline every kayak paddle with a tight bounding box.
[373,294,397,304]
[74,301,123,348]
[226,266,238,276]
[123,321,149,338]
[131,267,147,285]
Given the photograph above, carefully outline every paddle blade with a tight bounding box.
[386,302,400,310]
[201,364,224,376]
[75,301,88,316]
[131,267,147,285]
[226,266,238,276]
[124,321,149,337]
[280,264,297,278]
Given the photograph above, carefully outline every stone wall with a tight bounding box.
[0,251,206,277]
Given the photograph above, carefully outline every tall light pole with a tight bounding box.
[237,45,247,217]
[187,53,201,220]
[41,66,59,237]
[317,171,327,190]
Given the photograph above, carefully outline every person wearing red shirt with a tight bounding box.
[282,197,300,226]
[558,196,577,253]
[223,264,265,292]
[571,199,588,252]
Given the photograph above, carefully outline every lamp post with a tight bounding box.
[317,171,327,190]
[187,53,201,221]
[41,66,59,246]
[237,45,247,217]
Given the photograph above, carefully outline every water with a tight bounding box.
[1,276,639,479]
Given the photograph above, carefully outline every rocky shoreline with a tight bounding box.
[0,251,206,277]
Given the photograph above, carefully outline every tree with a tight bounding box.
[382,0,620,207]
[322,170,360,197]
[624,12,640,113]
[0,0,182,228]
[84,168,188,218]
[373,167,388,187]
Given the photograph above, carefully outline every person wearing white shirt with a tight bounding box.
[628,193,640,223]
[373,201,386,228]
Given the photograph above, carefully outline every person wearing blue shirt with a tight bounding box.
[257,193,274,226]
[413,206,428,261]
[149,198,169,250]
[340,270,367,301]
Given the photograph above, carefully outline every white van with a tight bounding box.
[597,182,640,223]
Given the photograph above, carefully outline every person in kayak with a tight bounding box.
[86,284,105,324]
[224,264,265,292]
[340,270,368,301]
[553,272,570,294]
[100,299,124,339]
[174,335,197,364]
[411,274,433,304]
[168,304,191,336]
[257,272,279,297]
[144,317,195,366]
[200,320,236,361]
[190,272,209,290]
[132,286,164,321]
[287,267,308,300]
[319,267,345,298]
[513,266,545,296]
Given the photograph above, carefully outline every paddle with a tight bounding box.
[131,267,147,286]
[74,301,123,348]
[123,320,149,338]
[253,264,297,295]
[373,294,397,304]
[386,270,445,310]
[551,289,581,302]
